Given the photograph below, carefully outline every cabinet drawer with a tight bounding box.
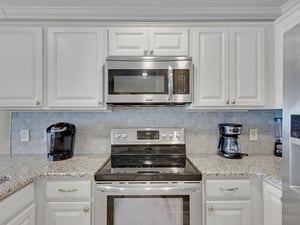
[206,179,250,199]
[46,180,91,200]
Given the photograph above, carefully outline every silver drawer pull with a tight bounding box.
[219,187,239,192]
[208,205,214,211]
[83,207,90,213]
[58,188,78,193]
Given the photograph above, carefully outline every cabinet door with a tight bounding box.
[47,202,91,225]
[229,27,265,106]
[6,203,35,225]
[0,27,43,108]
[149,28,189,56]
[47,27,104,108]
[206,201,251,225]
[193,28,229,107]
[108,27,148,56]
[263,182,282,225]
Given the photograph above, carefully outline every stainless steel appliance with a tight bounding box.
[95,128,202,225]
[46,122,76,161]
[282,24,300,225]
[105,57,193,105]
[218,123,247,159]
[274,117,283,157]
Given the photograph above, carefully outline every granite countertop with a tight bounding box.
[188,153,282,188]
[0,153,282,201]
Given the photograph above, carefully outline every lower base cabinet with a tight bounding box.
[6,203,35,225]
[47,202,91,225]
[206,201,251,225]
[263,181,282,225]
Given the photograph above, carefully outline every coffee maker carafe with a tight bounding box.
[46,122,76,161]
[218,123,247,159]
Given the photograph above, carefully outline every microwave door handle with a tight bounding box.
[168,65,173,101]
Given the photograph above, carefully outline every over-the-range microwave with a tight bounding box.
[105,56,193,105]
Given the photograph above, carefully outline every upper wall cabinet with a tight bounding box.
[0,27,43,109]
[47,27,105,109]
[192,27,265,109]
[108,27,189,56]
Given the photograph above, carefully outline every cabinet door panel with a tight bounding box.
[6,204,35,225]
[149,28,189,56]
[206,201,251,225]
[108,27,148,56]
[263,182,282,225]
[193,28,229,106]
[230,28,265,106]
[47,202,91,225]
[47,27,103,108]
[0,27,42,108]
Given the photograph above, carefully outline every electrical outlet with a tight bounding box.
[20,128,30,142]
[249,129,258,141]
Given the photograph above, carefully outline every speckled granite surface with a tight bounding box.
[0,153,282,201]
[188,154,282,188]
[0,154,109,200]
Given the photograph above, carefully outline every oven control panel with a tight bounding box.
[111,128,185,145]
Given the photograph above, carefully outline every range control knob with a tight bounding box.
[176,132,181,139]
[168,133,174,138]
[122,133,128,138]
[115,133,121,139]
[161,133,167,138]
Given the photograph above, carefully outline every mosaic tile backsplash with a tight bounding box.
[11,108,282,155]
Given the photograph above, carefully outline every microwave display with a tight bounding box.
[291,115,300,138]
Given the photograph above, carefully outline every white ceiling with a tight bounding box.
[0,0,293,20]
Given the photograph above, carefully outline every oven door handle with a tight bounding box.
[96,184,201,193]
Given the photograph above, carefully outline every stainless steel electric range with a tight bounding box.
[94,128,202,225]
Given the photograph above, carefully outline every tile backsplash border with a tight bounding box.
[11,108,282,155]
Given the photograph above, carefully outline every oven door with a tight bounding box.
[105,58,192,104]
[94,182,201,225]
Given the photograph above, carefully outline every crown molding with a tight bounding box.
[0,6,281,21]
[281,0,300,14]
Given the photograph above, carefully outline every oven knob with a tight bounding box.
[115,133,121,138]
[176,133,181,139]
[169,133,174,138]
[122,133,128,138]
[161,133,167,138]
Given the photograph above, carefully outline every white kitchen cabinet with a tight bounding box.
[206,201,251,225]
[192,27,265,108]
[0,184,35,225]
[263,181,282,225]
[108,27,189,56]
[47,202,91,225]
[0,27,43,109]
[204,178,252,225]
[6,203,35,225]
[45,179,92,225]
[47,27,105,109]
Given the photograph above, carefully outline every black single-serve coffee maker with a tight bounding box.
[218,123,248,159]
[46,122,76,161]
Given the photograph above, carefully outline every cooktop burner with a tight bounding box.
[94,128,202,181]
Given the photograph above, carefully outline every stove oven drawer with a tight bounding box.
[46,180,91,200]
[205,179,250,200]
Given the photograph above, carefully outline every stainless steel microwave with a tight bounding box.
[105,56,193,105]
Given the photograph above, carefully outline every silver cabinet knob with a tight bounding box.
[231,99,236,104]
[150,49,154,55]
[144,49,148,56]
[225,99,230,105]
[36,101,41,105]
[83,207,89,213]
[208,206,214,211]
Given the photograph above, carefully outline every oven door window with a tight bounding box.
[108,69,168,94]
[107,195,190,225]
